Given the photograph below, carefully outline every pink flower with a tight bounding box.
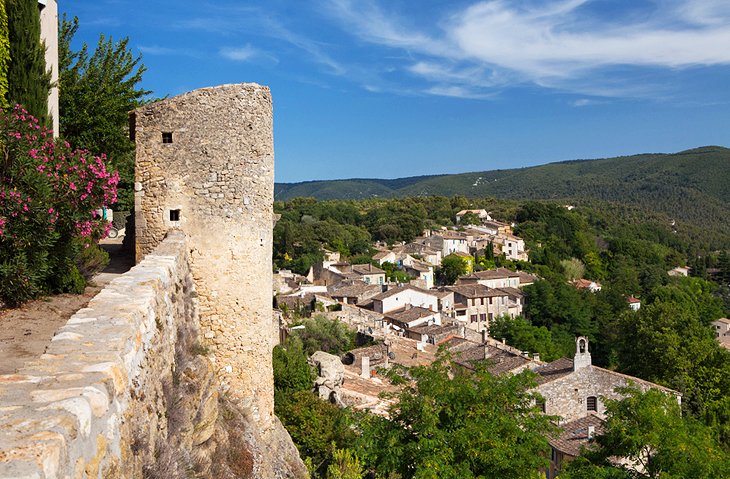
[69,182,77,191]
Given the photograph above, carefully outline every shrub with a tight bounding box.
[76,242,110,280]
[0,105,118,305]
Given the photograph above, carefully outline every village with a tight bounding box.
[271,209,701,477]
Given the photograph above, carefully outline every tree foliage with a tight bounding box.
[436,253,470,285]
[6,0,50,122]
[357,357,557,479]
[0,106,118,305]
[0,0,10,111]
[291,315,358,356]
[560,387,730,479]
[59,15,150,211]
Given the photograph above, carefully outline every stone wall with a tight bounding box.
[0,232,305,478]
[0,233,199,477]
[133,83,276,427]
[538,366,680,424]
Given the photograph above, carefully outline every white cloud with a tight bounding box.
[571,99,592,107]
[138,45,198,57]
[219,44,278,65]
[220,45,258,61]
[321,0,730,98]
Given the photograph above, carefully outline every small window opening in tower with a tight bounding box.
[162,132,173,143]
[169,209,181,222]
[587,396,597,411]
[579,339,586,353]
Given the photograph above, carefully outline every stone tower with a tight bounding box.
[132,84,276,425]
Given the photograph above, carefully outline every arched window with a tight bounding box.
[587,396,598,411]
[579,339,587,353]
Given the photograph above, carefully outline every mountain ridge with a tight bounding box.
[274,146,730,241]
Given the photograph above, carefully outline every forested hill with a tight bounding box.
[275,146,730,238]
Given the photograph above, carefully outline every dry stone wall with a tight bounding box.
[0,232,201,478]
[133,83,276,426]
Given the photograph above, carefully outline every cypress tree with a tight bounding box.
[6,0,49,122]
[0,0,10,110]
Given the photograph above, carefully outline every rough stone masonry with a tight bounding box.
[132,83,277,426]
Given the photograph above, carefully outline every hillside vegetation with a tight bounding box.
[275,146,730,245]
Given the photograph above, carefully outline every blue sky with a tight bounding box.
[62,0,730,183]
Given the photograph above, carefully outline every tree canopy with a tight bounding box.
[6,0,50,122]
[59,15,150,211]
[357,357,557,479]
[561,387,730,479]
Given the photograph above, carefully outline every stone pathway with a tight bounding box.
[0,238,134,374]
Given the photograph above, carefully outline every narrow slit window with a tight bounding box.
[162,132,173,143]
[169,209,180,222]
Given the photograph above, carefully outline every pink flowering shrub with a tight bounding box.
[0,105,119,305]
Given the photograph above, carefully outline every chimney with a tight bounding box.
[459,324,466,338]
[481,330,488,344]
[533,352,540,362]
[587,426,595,440]
[522,351,530,358]
[501,337,506,345]
[361,356,370,378]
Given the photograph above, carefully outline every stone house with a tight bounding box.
[447,283,522,332]
[329,281,383,305]
[712,318,730,349]
[424,231,470,257]
[479,220,513,236]
[546,414,604,479]
[384,306,441,334]
[352,263,386,285]
[407,323,462,344]
[496,233,528,261]
[712,317,730,338]
[394,242,442,266]
[627,296,641,311]
[372,250,396,265]
[371,285,439,314]
[458,267,522,289]
[668,266,690,277]
[572,278,602,292]
[535,337,680,424]
[404,259,434,289]
[455,209,492,224]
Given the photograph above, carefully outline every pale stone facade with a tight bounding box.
[132,84,276,426]
[39,0,59,136]
[536,338,679,424]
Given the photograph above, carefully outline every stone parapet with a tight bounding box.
[0,232,197,478]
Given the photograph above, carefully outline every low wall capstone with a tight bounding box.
[0,231,198,478]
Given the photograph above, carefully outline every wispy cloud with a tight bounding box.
[320,0,730,99]
[138,45,199,57]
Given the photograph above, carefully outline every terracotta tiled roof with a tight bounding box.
[534,357,575,384]
[627,296,641,304]
[447,284,508,299]
[452,343,532,375]
[535,357,679,395]
[516,271,538,284]
[352,263,385,275]
[385,306,437,324]
[373,251,394,260]
[550,414,605,457]
[371,284,434,301]
[330,282,382,299]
